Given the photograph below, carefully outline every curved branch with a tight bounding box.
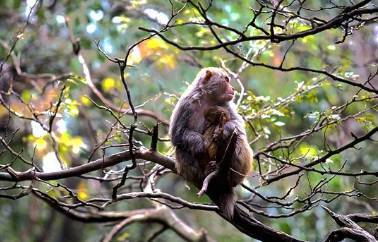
[73,35,168,125]
[322,206,376,242]
[2,146,305,241]
[140,5,378,49]
[0,148,176,181]
[348,214,378,224]
[266,126,378,184]
[100,206,215,242]
[231,206,305,242]
[33,188,215,242]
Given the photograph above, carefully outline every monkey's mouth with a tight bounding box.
[225,92,234,101]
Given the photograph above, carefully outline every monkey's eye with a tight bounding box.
[225,76,230,83]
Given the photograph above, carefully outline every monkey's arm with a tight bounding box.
[221,103,246,138]
[170,102,206,156]
[223,118,244,138]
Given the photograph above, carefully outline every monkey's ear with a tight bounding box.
[203,70,212,83]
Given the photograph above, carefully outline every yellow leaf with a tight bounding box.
[176,19,184,24]
[58,132,86,154]
[102,77,116,92]
[21,90,32,103]
[71,137,85,154]
[158,54,176,69]
[327,45,336,51]
[145,38,169,50]
[296,24,311,31]
[34,137,48,150]
[80,96,91,106]
[196,27,210,37]
[77,182,89,201]
[65,99,79,117]
[117,231,130,241]
[47,189,60,199]
[26,134,48,151]
[130,0,146,7]
[59,132,70,144]
[301,35,315,44]
[299,144,318,158]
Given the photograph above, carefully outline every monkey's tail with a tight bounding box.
[206,185,236,219]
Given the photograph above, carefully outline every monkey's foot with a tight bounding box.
[197,170,217,196]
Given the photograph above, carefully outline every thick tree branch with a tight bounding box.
[0,148,176,182]
[1,145,305,241]
[323,206,376,242]
[140,5,378,48]
[100,206,215,242]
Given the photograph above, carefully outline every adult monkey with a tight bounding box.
[169,67,253,218]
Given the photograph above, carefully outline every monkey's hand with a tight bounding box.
[212,127,223,141]
[222,121,239,139]
[183,130,206,157]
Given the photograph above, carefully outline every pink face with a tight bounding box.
[200,69,235,103]
[223,76,234,101]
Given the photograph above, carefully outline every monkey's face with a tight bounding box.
[200,68,235,104]
[221,77,235,102]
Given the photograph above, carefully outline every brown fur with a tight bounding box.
[200,105,230,172]
[169,67,253,218]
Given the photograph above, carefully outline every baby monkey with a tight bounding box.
[198,106,231,195]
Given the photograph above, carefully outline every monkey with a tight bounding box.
[169,67,253,219]
[201,105,230,173]
[196,105,231,196]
